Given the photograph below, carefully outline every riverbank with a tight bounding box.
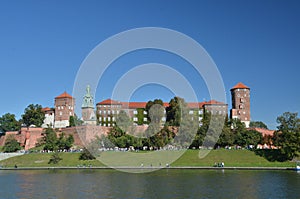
[0,149,297,169]
[0,166,295,171]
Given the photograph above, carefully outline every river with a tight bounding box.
[0,169,299,199]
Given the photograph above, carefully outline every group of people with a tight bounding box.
[214,162,225,167]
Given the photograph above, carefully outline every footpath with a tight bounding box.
[0,153,23,161]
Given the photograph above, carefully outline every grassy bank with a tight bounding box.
[0,150,296,168]
[172,149,295,167]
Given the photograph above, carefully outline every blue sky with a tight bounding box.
[0,0,299,129]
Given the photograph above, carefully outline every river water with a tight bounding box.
[0,169,299,199]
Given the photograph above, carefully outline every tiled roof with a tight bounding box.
[42,107,51,112]
[97,99,122,105]
[231,82,249,90]
[203,100,226,105]
[97,99,225,109]
[249,128,275,137]
[55,92,73,99]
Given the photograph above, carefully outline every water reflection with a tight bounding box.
[0,169,299,199]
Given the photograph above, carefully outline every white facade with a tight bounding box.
[42,113,54,128]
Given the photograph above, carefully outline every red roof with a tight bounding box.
[97,99,122,105]
[97,99,226,109]
[186,102,204,109]
[42,107,51,112]
[250,128,275,137]
[231,82,249,90]
[55,92,73,99]
[203,100,226,105]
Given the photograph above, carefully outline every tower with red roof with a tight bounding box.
[230,82,250,127]
[54,91,75,128]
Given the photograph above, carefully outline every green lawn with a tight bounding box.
[172,149,295,167]
[0,149,296,168]
[0,153,105,168]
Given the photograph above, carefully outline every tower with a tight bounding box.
[82,85,96,125]
[230,82,250,128]
[54,91,75,128]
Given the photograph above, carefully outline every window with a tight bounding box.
[62,106,64,110]
[112,117,115,121]
[103,117,106,121]
[133,110,138,114]
[198,110,203,114]
[104,110,106,114]
[69,112,72,116]
[58,107,61,110]
[99,110,102,114]
[240,98,244,103]
[189,110,194,115]
[59,112,62,116]
[162,117,166,121]
[99,117,102,121]
[199,117,202,121]
[133,117,138,121]
[117,111,119,114]
[108,117,111,121]
[112,110,115,114]
[143,111,147,114]
[108,110,111,114]
[143,118,147,122]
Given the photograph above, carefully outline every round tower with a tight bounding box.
[230,82,250,128]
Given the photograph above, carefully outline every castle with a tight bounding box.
[0,82,251,150]
[41,82,250,128]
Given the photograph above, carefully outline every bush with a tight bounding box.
[3,135,21,152]
[79,148,96,160]
[48,152,62,164]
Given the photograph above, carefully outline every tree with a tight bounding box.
[166,97,186,126]
[172,98,198,148]
[3,135,21,152]
[235,130,262,148]
[57,133,74,150]
[79,148,96,160]
[115,110,132,133]
[69,115,83,127]
[250,121,268,129]
[21,104,45,127]
[273,112,300,160]
[145,99,164,123]
[0,113,21,133]
[44,128,58,151]
[48,152,62,164]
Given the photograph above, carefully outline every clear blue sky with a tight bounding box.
[0,0,299,129]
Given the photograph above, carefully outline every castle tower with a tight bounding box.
[54,91,75,128]
[82,85,96,125]
[230,82,250,128]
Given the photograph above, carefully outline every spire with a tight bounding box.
[82,85,94,108]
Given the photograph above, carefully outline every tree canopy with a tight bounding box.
[21,104,45,127]
[0,113,21,133]
[273,112,300,160]
[3,135,21,152]
[250,121,268,129]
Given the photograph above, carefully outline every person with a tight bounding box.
[221,162,224,167]
[14,164,18,169]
